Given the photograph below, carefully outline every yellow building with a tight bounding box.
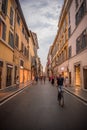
[51,0,68,78]
[0,0,31,89]
[29,31,39,79]
[14,0,30,84]
[0,0,16,89]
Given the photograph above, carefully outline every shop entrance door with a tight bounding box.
[75,64,81,87]
[83,69,87,89]
[0,68,2,89]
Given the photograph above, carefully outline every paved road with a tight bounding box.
[0,81,87,130]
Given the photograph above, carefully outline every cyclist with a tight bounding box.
[56,74,64,105]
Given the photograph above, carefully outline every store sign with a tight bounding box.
[0,61,3,67]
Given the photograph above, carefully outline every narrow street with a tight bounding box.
[0,80,87,130]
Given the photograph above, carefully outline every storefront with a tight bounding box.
[20,68,24,83]
[0,60,3,89]
[83,66,87,89]
[6,64,13,87]
[74,64,81,87]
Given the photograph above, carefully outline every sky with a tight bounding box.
[20,0,64,71]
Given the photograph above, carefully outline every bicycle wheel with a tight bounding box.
[60,95,64,107]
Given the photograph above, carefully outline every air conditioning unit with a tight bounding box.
[0,0,2,12]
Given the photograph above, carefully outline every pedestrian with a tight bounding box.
[16,76,19,87]
[64,76,69,87]
[51,75,54,85]
[43,76,46,84]
[35,75,38,84]
[56,74,64,101]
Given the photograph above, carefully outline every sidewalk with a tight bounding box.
[64,86,87,103]
[0,81,32,104]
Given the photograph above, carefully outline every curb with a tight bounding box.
[64,87,87,103]
[0,82,32,104]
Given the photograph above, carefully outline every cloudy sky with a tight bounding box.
[20,0,64,71]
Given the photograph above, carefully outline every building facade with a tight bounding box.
[0,0,31,89]
[67,0,87,89]
[47,0,87,90]
[29,31,39,79]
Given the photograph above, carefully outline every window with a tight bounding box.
[20,60,24,67]
[2,0,8,15]
[75,0,86,26]
[17,14,20,25]
[68,12,70,25]
[9,31,14,48]
[0,19,6,41]
[10,7,14,26]
[76,29,87,54]
[68,26,71,38]
[68,46,72,58]
[22,26,24,34]
[21,42,24,52]
[75,0,79,9]
[15,33,19,48]
[24,47,27,56]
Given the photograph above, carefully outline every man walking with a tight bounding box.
[56,74,64,101]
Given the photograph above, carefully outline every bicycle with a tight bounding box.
[58,87,64,107]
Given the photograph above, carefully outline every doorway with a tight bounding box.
[75,64,81,87]
[6,67,12,87]
[83,68,87,89]
[0,68,2,89]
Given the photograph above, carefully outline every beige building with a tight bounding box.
[47,0,87,90]
[67,0,87,89]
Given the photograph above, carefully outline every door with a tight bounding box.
[83,69,87,89]
[75,64,81,87]
[6,67,12,87]
[0,68,2,89]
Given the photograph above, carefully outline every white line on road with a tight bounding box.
[0,86,29,106]
[64,89,87,106]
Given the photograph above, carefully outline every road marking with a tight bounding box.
[64,89,87,106]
